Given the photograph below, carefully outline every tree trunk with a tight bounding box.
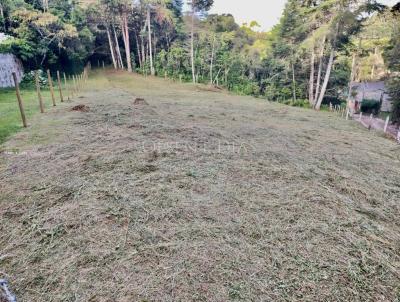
[153,31,157,63]
[147,7,155,76]
[134,31,142,68]
[0,4,4,31]
[113,24,124,69]
[314,36,326,105]
[0,4,4,22]
[292,60,296,102]
[347,52,356,103]
[210,34,216,84]
[165,32,170,51]
[121,12,132,72]
[140,34,145,68]
[371,47,378,80]
[308,48,315,105]
[315,48,335,110]
[43,0,49,12]
[190,5,196,83]
[106,25,118,69]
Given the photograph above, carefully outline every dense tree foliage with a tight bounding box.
[0,0,94,72]
[384,5,400,123]
[0,0,399,114]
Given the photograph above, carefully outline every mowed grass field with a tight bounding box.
[0,70,400,301]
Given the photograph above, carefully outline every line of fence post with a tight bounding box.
[12,72,27,128]
[11,64,91,128]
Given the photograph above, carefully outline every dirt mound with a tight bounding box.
[133,98,148,105]
[71,104,90,112]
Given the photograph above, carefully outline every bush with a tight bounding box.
[361,99,381,115]
[20,70,48,88]
[387,76,400,124]
[279,99,312,108]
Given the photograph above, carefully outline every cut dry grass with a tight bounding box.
[1,70,400,301]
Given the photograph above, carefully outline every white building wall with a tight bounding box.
[0,53,24,88]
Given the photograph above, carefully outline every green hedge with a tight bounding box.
[361,99,381,115]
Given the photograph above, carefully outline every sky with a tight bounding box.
[207,0,399,32]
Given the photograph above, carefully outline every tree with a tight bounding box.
[384,6,400,124]
[142,0,172,76]
[314,0,377,110]
[188,0,213,83]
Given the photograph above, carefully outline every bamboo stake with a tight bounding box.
[12,72,27,128]
[35,70,45,113]
[57,71,64,102]
[47,69,56,106]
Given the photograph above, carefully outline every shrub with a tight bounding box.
[20,70,48,88]
[279,99,311,108]
[387,76,400,124]
[361,99,381,115]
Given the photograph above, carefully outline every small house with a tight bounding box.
[0,33,24,88]
[348,81,392,113]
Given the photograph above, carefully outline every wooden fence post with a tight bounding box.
[63,72,70,100]
[73,75,77,92]
[12,72,27,128]
[384,116,390,133]
[47,69,56,106]
[35,70,45,113]
[57,71,64,102]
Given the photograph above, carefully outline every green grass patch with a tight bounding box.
[0,86,54,144]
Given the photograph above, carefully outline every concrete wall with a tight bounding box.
[0,53,24,88]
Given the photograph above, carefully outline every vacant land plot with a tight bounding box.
[1,70,400,301]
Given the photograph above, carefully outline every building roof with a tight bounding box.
[351,81,386,93]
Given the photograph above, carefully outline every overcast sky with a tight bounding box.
[207,0,399,31]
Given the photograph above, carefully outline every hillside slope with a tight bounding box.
[1,70,399,301]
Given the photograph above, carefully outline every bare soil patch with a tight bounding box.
[71,104,90,112]
[133,97,148,105]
